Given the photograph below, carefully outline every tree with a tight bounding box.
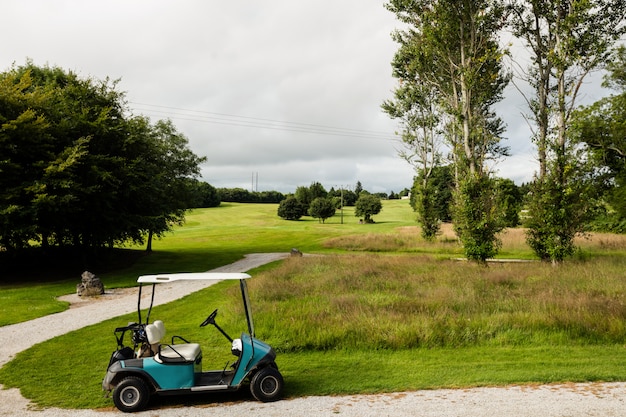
[509,0,626,262]
[385,0,510,261]
[0,62,205,252]
[309,182,327,199]
[355,194,383,223]
[277,196,304,220]
[308,197,336,223]
[382,72,443,240]
[409,165,454,238]
[524,169,598,261]
[452,175,505,263]
[354,181,363,195]
[0,69,53,250]
[496,178,523,227]
[0,63,131,249]
[294,185,313,213]
[571,45,626,224]
[190,181,220,208]
[135,119,206,251]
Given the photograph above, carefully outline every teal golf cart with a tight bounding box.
[102,272,283,412]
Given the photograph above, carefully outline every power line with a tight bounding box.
[129,101,399,142]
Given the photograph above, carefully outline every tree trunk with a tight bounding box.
[146,230,153,252]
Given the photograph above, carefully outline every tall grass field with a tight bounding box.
[1,200,626,409]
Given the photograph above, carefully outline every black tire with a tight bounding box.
[113,376,151,413]
[250,367,284,402]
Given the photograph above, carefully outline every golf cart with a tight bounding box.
[102,272,283,413]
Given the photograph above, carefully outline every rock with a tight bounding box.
[290,248,303,257]
[76,271,104,297]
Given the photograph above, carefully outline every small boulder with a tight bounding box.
[76,271,104,297]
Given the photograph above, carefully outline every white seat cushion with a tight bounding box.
[145,324,161,344]
[159,343,201,363]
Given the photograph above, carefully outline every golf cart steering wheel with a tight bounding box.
[200,308,218,327]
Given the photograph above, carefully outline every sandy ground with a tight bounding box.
[1,253,625,416]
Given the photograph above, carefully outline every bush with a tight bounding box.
[308,197,336,223]
[452,175,504,263]
[277,196,305,220]
[355,194,382,223]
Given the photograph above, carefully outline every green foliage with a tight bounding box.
[277,196,305,220]
[386,0,509,177]
[510,0,626,261]
[293,182,328,213]
[218,187,284,203]
[525,137,602,262]
[308,181,327,199]
[496,178,523,227]
[354,194,383,223]
[308,197,336,223]
[452,175,504,263]
[525,175,596,262]
[413,181,440,240]
[412,166,454,223]
[570,45,626,224]
[410,165,454,240]
[0,62,205,252]
[190,180,221,208]
[328,187,358,206]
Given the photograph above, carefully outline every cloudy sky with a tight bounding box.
[1,1,610,194]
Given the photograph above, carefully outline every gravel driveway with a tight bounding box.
[1,253,624,416]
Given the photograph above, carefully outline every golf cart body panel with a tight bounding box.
[102,271,282,412]
[232,333,276,385]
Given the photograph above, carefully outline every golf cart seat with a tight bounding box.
[144,320,166,356]
[158,343,201,363]
[145,320,200,363]
[145,321,200,363]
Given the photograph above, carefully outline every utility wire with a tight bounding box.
[130,101,398,142]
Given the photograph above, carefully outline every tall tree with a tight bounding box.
[0,63,205,252]
[386,0,510,261]
[0,69,51,250]
[383,78,443,239]
[509,0,626,262]
[571,45,626,223]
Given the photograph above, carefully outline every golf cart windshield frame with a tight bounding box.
[136,272,255,337]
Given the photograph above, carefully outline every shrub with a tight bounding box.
[308,197,336,223]
[277,196,305,220]
[355,194,382,223]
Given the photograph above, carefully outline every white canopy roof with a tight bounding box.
[137,272,251,283]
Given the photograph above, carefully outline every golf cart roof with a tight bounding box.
[137,272,251,284]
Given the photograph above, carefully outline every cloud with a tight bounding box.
[0,0,609,194]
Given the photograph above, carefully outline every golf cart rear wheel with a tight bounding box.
[250,367,283,402]
[113,376,150,413]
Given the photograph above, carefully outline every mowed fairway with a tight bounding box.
[1,200,626,409]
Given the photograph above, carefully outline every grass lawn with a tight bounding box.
[1,199,626,409]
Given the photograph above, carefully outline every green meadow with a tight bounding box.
[1,200,626,410]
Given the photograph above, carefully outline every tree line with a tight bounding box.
[383,0,626,263]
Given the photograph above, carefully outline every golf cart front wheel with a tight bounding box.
[113,376,150,413]
[250,367,284,402]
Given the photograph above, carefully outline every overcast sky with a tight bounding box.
[1,1,611,194]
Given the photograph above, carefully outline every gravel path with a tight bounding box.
[1,253,625,416]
